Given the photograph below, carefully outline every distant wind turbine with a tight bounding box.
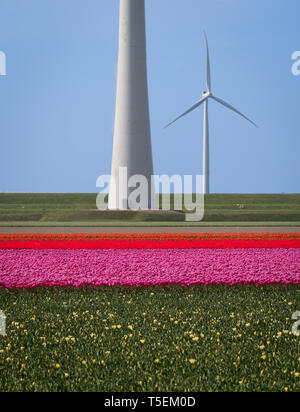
[165,33,258,194]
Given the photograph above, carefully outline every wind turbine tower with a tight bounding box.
[109,0,154,209]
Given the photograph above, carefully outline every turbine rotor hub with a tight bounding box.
[202,91,212,98]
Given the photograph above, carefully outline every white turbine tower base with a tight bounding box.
[203,96,209,195]
[109,0,154,210]
[165,33,258,195]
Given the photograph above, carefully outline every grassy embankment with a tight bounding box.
[0,193,299,226]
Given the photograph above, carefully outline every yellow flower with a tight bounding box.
[155,359,160,364]
[192,337,199,342]
[189,359,196,364]
[55,364,60,369]
[140,339,146,344]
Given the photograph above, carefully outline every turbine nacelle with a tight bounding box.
[202,91,212,98]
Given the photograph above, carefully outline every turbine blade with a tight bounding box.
[204,32,211,92]
[164,96,208,129]
[212,96,258,128]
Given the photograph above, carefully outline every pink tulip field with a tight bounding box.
[0,233,299,288]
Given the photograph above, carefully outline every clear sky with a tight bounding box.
[0,0,299,193]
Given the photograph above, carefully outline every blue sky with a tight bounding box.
[0,0,299,193]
